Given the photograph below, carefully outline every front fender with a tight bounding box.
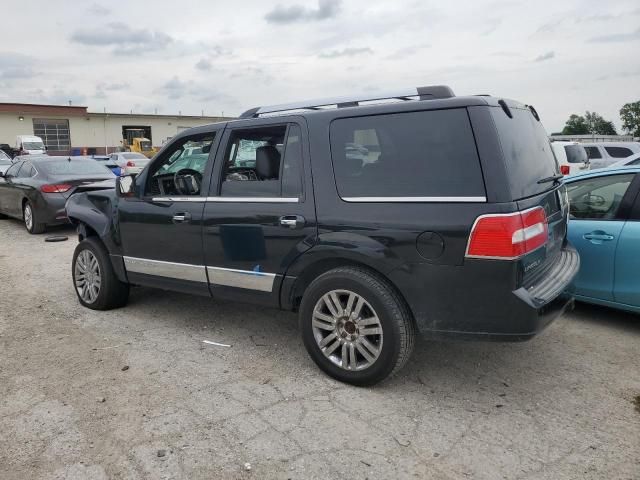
[65,190,122,254]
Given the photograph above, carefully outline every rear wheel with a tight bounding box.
[72,237,129,310]
[23,201,46,234]
[299,267,416,386]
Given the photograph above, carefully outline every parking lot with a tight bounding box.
[0,219,638,479]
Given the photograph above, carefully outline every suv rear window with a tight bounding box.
[584,146,602,159]
[490,107,558,199]
[329,109,485,199]
[564,145,588,164]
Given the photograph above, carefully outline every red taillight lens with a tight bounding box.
[560,165,570,175]
[126,160,135,167]
[466,207,548,259]
[41,184,72,193]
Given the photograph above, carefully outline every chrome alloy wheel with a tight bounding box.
[74,250,101,303]
[312,289,383,371]
[24,204,33,230]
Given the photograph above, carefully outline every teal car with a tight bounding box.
[565,166,640,313]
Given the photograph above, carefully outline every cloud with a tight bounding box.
[588,28,640,43]
[0,52,37,79]
[319,47,373,58]
[195,58,213,71]
[95,82,130,99]
[481,18,502,36]
[385,44,431,60]
[534,51,555,62]
[86,3,110,15]
[70,22,173,54]
[265,0,340,24]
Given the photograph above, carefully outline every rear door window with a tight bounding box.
[329,109,485,199]
[605,146,633,158]
[489,107,558,199]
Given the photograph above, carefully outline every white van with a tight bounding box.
[581,142,640,170]
[550,141,589,175]
[16,135,46,155]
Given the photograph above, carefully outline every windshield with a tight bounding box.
[38,160,112,176]
[23,142,44,150]
[490,106,558,199]
[564,145,588,164]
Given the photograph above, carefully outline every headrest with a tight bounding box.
[256,145,281,180]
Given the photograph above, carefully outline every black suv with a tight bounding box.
[66,85,579,385]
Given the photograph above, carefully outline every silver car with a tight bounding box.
[109,152,150,175]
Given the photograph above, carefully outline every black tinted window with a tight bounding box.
[605,146,633,158]
[330,109,485,199]
[281,125,303,197]
[490,107,557,199]
[584,146,602,159]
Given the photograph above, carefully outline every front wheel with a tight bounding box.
[299,267,416,386]
[72,237,129,310]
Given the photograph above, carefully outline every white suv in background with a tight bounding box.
[581,142,640,169]
[550,141,589,175]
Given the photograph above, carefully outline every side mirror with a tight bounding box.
[0,171,5,178]
[116,174,136,197]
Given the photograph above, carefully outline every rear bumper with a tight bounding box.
[38,194,70,225]
[387,245,580,340]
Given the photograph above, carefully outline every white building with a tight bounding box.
[0,103,232,155]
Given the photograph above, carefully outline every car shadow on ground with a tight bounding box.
[573,301,640,333]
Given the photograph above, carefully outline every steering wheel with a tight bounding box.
[584,193,606,207]
[173,168,202,195]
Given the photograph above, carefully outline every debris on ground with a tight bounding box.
[121,365,129,371]
[97,397,106,403]
[244,462,252,471]
[634,395,640,414]
[203,340,231,347]
[157,449,166,458]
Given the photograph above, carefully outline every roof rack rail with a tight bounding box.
[239,85,455,119]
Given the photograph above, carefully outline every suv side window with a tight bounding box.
[220,124,302,198]
[329,109,485,199]
[584,146,602,159]
[605,146,633,158]
[145,132,216,196]
[567,174,634,220]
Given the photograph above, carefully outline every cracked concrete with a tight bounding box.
[0,221,639,479]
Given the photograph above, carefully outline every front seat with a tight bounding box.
[255,146,281,180]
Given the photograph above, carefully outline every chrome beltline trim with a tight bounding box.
[206,266,276,292]
[151,196,299,203]
[123,256,208,283]
[123,256,276,292]
[341,196,487,203]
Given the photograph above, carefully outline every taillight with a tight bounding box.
[126,160,135,167]
[560,165,570,175]
[41,184,72,193]
[466,207,548,259]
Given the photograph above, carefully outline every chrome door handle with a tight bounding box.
[280,215,305,229]
[172,212,191,223]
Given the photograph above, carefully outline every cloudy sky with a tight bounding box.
[1,0,639,132]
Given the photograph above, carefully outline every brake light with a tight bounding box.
[126,160,136,167]
[466,207,548,259]
[41,184,72,193]
[560,165,570,175]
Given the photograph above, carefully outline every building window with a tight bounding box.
[33,118,71,151]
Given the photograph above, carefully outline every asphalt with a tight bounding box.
[0,220,639,479]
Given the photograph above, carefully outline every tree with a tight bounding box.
[561,114,589,135]
[620,101,640,137]
[561,111,617,135]
[584,111,617,135]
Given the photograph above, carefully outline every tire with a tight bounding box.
[72,237,129,310]
[23,201,46,234]
[299,266,416,386]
